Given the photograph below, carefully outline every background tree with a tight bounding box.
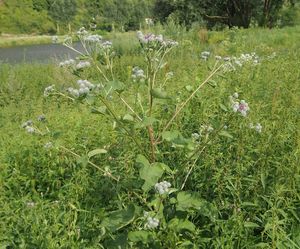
[47,0,77,33]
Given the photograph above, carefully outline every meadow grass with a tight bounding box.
[0,26,299,248]
[0,35,57,48]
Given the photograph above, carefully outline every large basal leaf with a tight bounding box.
[168,218,196,233]
[176,191,217,220]
[140,162,165,192]
[128,231,153,243]
[162,130,191,148]
[136,154,150,168]
[177,191,203,211]
[101,204,136,232]
[106,80,125,93]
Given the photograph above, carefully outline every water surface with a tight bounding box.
[0,43,84,64]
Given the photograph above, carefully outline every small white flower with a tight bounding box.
[155,181,171,195]
[233,92,239,99]
[44,142,53,149]
[52,36,58,44]
[44,85,55,97]
[215,55,222,60]
[192,132,200,140]
[255,123,262,133]
[77,27,88,36]
[201,51,210,57]
[146,217,159,229]
[76,61,91,70]
[26,201,35,208]
[166,71,174,79]
[25,126,35,134]
[22,120,33,128]
[37,114,46,122]
[232,102,239,112]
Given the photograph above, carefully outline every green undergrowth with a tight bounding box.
[0,26,299,248]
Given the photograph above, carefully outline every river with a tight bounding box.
[0,42,84,64]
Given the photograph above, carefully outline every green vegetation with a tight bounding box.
[0,0,299,35]
[0,35,56,48]
[0,25,300,248]
[0,0,154,35]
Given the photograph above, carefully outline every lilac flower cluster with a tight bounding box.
[76,61,91,70]
[230,93,250,117]
[137,31,178,47]
[84,34,102,43]
[132,66,146,82]
[67,79,95,97]
[155,181,171,195]
[59,59,75,67]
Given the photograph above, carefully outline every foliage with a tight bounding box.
[153,0,300,28]
[0,25,300,248]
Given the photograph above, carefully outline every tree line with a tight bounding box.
[0,0,298,34]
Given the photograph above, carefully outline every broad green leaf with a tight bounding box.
[106,80,125,93]
[76,155,88,167]
[177,191,217,220]
[128,231,152,243]
[136,154,150,168]
[152,162,172,174]
[162,130,181,142]
[177,191,202,211]
[162,130,191,147]
[168,218,196,232]
[88,148,107,158]
[151,88,169,99]
[139,162,164,192]
[101,204,136,232]
[104,233,127,249]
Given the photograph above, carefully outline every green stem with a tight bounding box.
[181,114,234,190]
[98,95,149,159]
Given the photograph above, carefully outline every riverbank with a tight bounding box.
[0,34,56,48]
